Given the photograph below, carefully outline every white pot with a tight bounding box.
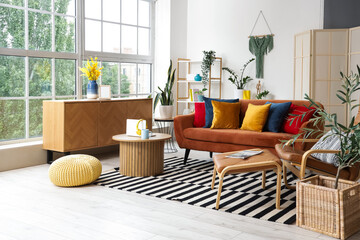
[234,89,244,99]
[159,105,174,119]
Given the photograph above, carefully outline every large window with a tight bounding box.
[0,0,153,143]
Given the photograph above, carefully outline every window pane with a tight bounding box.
[122,0,137,25]
[85,0,101,19]
[85,20,101,51]
[0,7,25,49]
[0,100,25,141]
[121,25,137,54]
[102,62,119,95]
[103,0,120,22]
[55,59,75,96]
[103,23,120,53]
[82,76,88,98]
[55,0,75,16]
[55,16,75,53]
[28,0,51,11]
[121,63,136,95]
[138,28,149,55]
[29,58,52,97]
[0,0,24,6]
[29,99,48,137]
[139,0,150,27]
[28,12,52,51]
[0,56,25,97]
[138,64,151,93]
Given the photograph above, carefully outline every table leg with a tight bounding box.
[276,165,282,209]
[262,171,266,189]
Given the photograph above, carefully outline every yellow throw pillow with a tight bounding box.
[210,101,241,129]
[240,103,271,132]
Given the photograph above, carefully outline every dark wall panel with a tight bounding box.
[324,0,360,29]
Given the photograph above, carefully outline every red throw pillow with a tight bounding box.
[282,104,315,134]
[193,102,206,127]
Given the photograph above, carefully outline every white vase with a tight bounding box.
[234,89,244,99]
[159,105,174,119]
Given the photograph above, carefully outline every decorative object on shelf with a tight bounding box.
[243,90,251,99]
[200,50,216,94]
[79,57,103,99]
[194,74,202,81]
[154,60,176,119]
[248,11,274,79]
[98,85,111,99]
[255,80,270,99]
[222,58,254,99]
[193,88,199,101]
[290,66,360,189]
[194,89,204,102]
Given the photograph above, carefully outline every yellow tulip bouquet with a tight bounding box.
[79,57,103,81]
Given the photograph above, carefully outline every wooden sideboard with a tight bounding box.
[43,98,152,162]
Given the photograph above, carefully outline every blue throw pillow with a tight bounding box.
[203,97,239,128]
[264,101,292,132]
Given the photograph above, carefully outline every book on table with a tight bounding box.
[226,150,263,159]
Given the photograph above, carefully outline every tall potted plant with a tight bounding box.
[292,67,360,239]
[154,60,176,119]
[199,50,216,99]
[222,58,254,99]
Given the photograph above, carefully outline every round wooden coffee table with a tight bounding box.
[112,133,171,177]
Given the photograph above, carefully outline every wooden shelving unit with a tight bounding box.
[176,57,222,115]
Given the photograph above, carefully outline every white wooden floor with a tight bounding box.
[1,147,359,240]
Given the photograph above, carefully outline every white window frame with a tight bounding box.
[0,0,155,145]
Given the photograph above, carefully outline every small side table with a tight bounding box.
[112,133,171,177]
[154,117,178,153]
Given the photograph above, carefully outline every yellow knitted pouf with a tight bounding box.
[49,154,102,187]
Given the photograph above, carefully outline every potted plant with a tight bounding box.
[222,58,254,99]
[256,90,270,99]
[200,50,216,97]
[292,67,360,240]
[79,57,103,99]
[154,60,176,119]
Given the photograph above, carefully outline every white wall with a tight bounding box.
[186,0,324,99]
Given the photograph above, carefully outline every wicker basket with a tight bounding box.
[297,176,360,240]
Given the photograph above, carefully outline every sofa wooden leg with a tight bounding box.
[210,152,213,158]
[184,149,190,165]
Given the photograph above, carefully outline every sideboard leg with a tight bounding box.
[65,152,70,155]
[210,152,213,158]
[47,150,53,164]
[184,149,190,165]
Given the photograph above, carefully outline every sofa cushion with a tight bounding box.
[282,104,315,134]
[193,102,205,127]
[203,97,239,128]
[211,101,241,129]
[183,128,293,148]
[240,103,271,132]
[264,101,292,132]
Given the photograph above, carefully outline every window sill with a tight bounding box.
[0,140,43,150]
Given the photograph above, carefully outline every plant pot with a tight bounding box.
[197,95,204,102]
[297,175,360,240]
[87,80,98,99]
[234,89,244,99]
[159,105,173,119]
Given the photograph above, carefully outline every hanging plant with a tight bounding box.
[200,50,216,93]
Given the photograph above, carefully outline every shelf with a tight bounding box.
[177,100,203,103]
[177,58,222,63]
[178,79,220,83]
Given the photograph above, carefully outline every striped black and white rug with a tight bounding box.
[94,156,298,224]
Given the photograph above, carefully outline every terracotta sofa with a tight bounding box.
[174,99,321,164]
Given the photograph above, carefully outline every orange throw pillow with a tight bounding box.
[210,101,241,129]
[240,103,271,132]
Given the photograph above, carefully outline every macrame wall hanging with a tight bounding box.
[248,11,274,79]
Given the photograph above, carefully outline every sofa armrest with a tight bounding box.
[174,113,195,148]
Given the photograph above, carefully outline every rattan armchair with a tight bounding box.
[275,139,360,189]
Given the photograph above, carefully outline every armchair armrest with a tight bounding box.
[285,138,319,146]
[299,149,340,178]
[174,113,195,148]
